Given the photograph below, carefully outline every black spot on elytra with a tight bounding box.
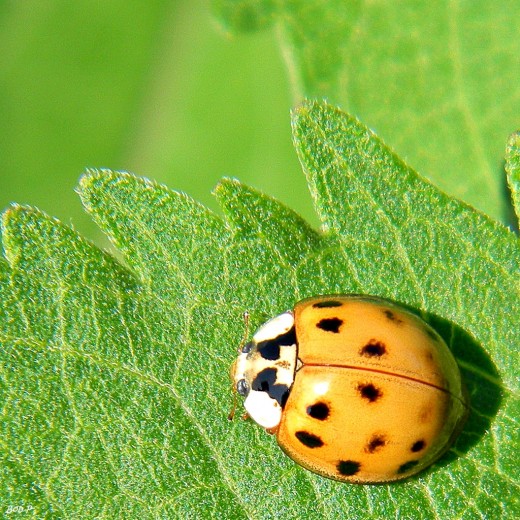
[337,460,361,476]
[365,435,387,453]
[383,309,403,324]
[251,368,290,408]
[397,460,419,474]
[317,317,343,333]
[306,402,330,420]
[360,340,386,357]
[256,326,296,360]
[411,440,426,452]
[357,383,382,402]
[295,431,324,448]
[312,300,343,308]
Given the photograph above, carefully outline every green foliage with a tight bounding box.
[213,0,275,31]
[3,1,520,239]
[506,132,520,227]
[216,0,520,223]
[0,1,299,238]
[1,100,518,519]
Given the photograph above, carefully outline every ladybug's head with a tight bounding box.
[232,311,297,430]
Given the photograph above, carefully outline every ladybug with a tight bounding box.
[232,295,469,483]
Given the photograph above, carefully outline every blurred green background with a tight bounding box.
[2,0,519,245]
[0,0,310,244]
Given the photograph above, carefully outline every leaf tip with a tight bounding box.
[505,130,520,225]
[291,98,316,121]
[1,204,50,264]
[77,168,143,211]
[505,131,520,179]
[213,176,240,195]
[290,99,341,139]
[506,131,520,156]
[2,203,21,241]
[2,203,39,228]
[77,168,115,193]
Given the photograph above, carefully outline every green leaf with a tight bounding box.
[506,132,520,227]
[0,1,303,238]
[214,177,323,266]
[0,205,242,518]
[1,101,518,518]
[215,0,520,223]
[213,0,275,32]
[0,2,174,237]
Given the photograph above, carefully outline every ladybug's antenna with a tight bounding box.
[229,311,251,421]
[239,311,250,352]
[228,391,238,421]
